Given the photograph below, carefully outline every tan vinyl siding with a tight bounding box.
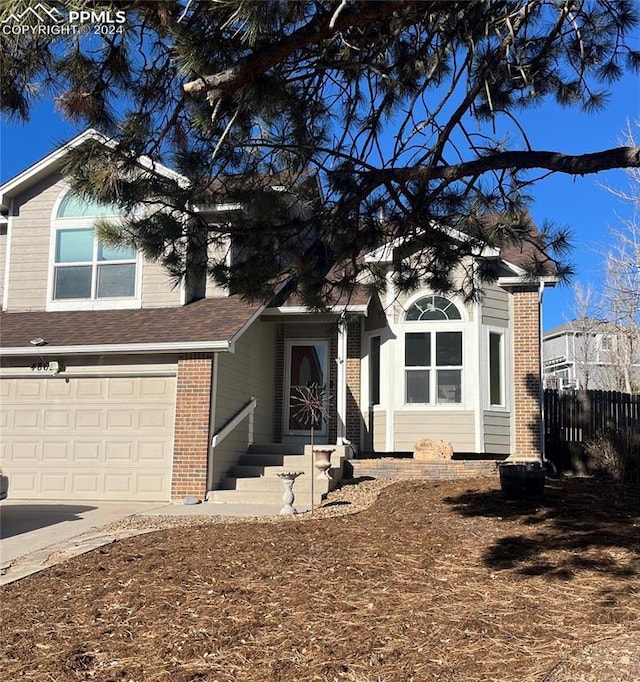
[393,410,475,452]
[372,409,386,452]
[0,354,179,378]
[141,259,182,307]
[543,334,567,363]
[364,295,388,332]
[6,173,65,311]
[481,283,510,327]
[393,265,474,323]
[483,410,511,455]
[206,241,230,298]
[211,320,276,487]
[206,279,228,299]
[6,171,184,311]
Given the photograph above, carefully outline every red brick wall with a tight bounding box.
[346,319,362,445]
[512,288,542,459]
[171,354,214,500]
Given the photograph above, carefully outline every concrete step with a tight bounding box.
[228,464,267,478]
[220,472,336,491]
[228,464,337,479]
[208,486,317,507]
[208,443,348,507]
[237,452,310,468]
[246,443,305,455]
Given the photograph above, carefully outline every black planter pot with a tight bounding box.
[499,462,546,500]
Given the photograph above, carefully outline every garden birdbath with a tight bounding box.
[313,448,335,479]
[276,471,304,515]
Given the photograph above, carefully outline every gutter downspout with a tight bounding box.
[538,281,556,473]
[336,313,347,442]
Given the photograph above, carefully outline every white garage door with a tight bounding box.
[0,375,176,501]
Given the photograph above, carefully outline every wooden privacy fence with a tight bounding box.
[544,389,640,473]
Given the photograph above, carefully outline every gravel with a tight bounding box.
[101,478,395,535]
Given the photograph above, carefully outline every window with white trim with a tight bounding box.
[598,334,615,352]
[404,296,463,405]
[52,194,137,301]
[370,335,381,406]
[489,331,504,407]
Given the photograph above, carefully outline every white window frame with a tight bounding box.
[487,328,506,408]
[598,333,615,352]
[400,293,467,408]
[369,334,382,407]
[46,190,142,311]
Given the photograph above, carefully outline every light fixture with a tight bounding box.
[30,338,47,346]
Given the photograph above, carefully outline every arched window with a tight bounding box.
[52,193,137,301]
[57,194,118,219]
[404,295,463,405]
[405,295,462,321]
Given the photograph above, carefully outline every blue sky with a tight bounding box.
[1,68,638,332]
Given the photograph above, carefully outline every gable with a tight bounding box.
[1,136,188,313]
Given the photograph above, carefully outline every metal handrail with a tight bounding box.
[211,396,257,448]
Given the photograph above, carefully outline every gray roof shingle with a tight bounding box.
[0,297,261,352]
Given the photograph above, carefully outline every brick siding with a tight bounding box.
[345,319,362,445]
[512,288,542,459]
[171,354,214,500]
[349,458,499,480]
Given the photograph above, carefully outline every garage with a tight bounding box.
[0,374,177,501]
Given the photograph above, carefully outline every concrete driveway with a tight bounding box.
[0,500,166,584]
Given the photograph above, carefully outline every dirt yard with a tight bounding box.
[1,476,639,681]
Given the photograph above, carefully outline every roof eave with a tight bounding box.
[1,340,231,357]
[264,303,369,316]
[498,275,560,288]
[0,128,188,208]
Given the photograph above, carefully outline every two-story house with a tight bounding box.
[1,130,556,503]
[543,318,640,392]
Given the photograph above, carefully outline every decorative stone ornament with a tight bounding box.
[413,438,454,461]
[313,448,335,479]
[276,471,304,515]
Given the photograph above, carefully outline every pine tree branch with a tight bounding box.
[183,0,413,100]
[377,146,640,185]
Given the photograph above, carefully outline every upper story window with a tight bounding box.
[598,334,615,352]
[51,194,138,304]
[404,295,463,405]
[405,294,462,321]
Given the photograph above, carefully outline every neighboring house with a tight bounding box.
[0,130,556,502]
[543,318,640,392]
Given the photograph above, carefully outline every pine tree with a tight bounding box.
[2,0,640,303]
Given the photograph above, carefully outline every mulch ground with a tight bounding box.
[1,476,639,682]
